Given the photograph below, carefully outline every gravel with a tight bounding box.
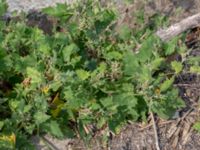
[6,0,125,12]
[6,0,77,12]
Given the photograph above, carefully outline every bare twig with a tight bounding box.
[40,135,58,150]
[156,13,200,41]
[139,120,173,131]
[150,112,161,150]
[167,108,194,138]
[174,83,200,88]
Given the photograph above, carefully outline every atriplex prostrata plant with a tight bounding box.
[0,0,187,149]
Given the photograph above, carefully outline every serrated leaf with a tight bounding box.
[42,4,73,20]
[118,24,132,41]
[38,42,51,55]
[34,112,50,124]
[151,101,173,119]
[190,65,200,74]
[171,61,183,74]
[160,77,174,92]
[0,0,7,16]
[121,83,134,92]
[108,120,123,134]
[151,57,164,70]
[0,121,4,130]
[100,97,113,107]
[164,37,178,55]
[63,88,74,100]
[49,81,62,92]
[138,66,151,83]
[97,117,106,129]
[193,122,200,132]
[95,9,116,34]
[48,120,64,138]
[114,93,137,108]
[136,35,156,62]
[123,51,139,76]
[76,69,90,81]
[26,67,43,85]
[0,55,12,72]
[128,109,139,121]
[62,43,79,62]
[105,51,122,60]
[98,62,107,73]
[23,105,32,113]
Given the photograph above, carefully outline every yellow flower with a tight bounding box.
[41,86,49,94]
[10,133,16,145]
[0,133,16,145]
[155,88,160,95]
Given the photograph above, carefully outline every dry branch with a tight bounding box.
[150,112,161,150]
[156,13,200,41]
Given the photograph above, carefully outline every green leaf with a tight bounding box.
[121,83,134,92]
[23,105,32,113]
[38,42,51,55]
[0,0,7,16]
[151,101,174,119]
[42,4,73,20]
[171,61,183,74]
[95,9,116,34]
[123,51,139,76]
[76,69,90,81]
[136,35,156,62]
[97,117,106,129]
[108,117,124,134]
[100,97,113,107]
[190,65,200,74]
[34,112,50,124]
[105,51,122,60]
[62,44,79,62]
[15,55,36,73]
[49,81,62,92]
[138,66,151,83]
[151,57,164,70]
[26,67,43,85]
[164,37,178,55]
[24,124,35,134]
[187,56,200,65]
[113,93,137,107]
[0,121,4,130]
[193,122,200,132]
[48,120,64,138]
[0,55,13,72]
[128,109,139,121]
[160,77,174,92]
[63,88,74,100]
[118,25,132,41]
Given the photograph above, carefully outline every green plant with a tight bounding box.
[0,0,187,149]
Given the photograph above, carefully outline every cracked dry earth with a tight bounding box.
[5,0,200,150]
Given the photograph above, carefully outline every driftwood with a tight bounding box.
[156,13,200,41]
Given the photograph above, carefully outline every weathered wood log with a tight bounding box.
[156,13,200,41]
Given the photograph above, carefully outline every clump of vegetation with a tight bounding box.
[0,0,187,149]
